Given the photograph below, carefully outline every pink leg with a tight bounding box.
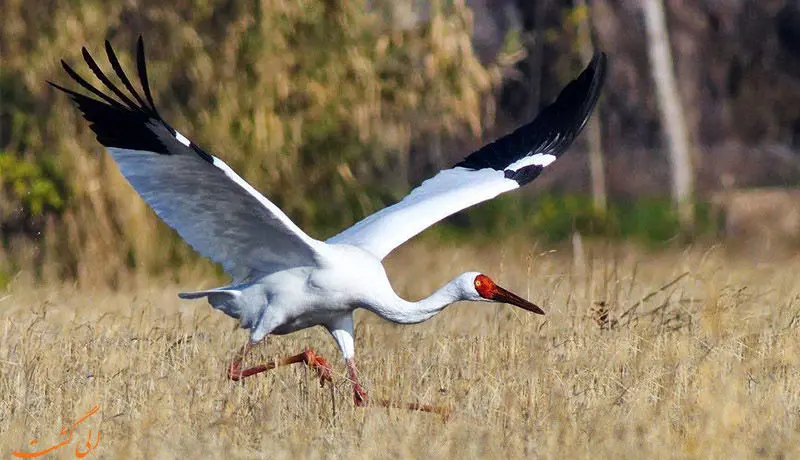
[346,358,370,406]
[228,341,333,387]
[345,358,450,417]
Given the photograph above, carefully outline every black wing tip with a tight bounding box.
[49,37,166,151]
[586,50,608,101]
[51,37,214,162]
[590,50,607,70]
[560,50,607,111]
[135,35,161,118]
[584,50,607,76]
[507,52,608,185]
[571,49,608,127]
[46,79,68,93]
[579,51,608,114]
[50,36,158,114]
[454,52,609,182]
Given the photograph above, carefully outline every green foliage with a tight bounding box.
[530,194,613,241]
[615,199,680,243]
[440,194,718,246]
[0,153,66,219]
[0,269,11,291]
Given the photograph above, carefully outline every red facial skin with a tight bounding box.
[473,274,545,315]
[473,274,496,299]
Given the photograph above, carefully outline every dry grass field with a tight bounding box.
[2,238,800,458]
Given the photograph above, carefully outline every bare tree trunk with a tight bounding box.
[577,0,607,215]
[641,0,694,228]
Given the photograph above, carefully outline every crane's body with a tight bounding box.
[51,37,607,412]
[189,243,399,340]
[183,242,491,353]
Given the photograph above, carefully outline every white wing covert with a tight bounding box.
[329,52,608,259]
[50,37,322,279]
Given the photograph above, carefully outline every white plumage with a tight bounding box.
[51,36,607,411]
[506,152,558,172]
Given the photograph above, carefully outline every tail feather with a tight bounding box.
[179,283,263,328]
[178,288,248,322]
[178,289,241,300]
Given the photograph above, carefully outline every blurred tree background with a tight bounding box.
[2,0,799,286]
[1,0,514,285]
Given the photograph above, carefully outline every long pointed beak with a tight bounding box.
[491,285,545,315]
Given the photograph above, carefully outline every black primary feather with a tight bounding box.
[456,52,607,186]
[81,46,139,111]
[104,40,149,110]
[48,36,214,164]
[136,36,161,119]
[58,59,125,109]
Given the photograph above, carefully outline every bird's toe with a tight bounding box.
[303,348,334,387]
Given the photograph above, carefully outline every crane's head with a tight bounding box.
[457,272,544,315]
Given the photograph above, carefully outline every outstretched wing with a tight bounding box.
[50,37,323,279]
[328,52,607,259]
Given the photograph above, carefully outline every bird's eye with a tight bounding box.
[473,274,494,298]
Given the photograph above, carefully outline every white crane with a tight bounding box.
[51,37,606,412]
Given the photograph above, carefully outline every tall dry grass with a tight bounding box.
[2,240,799,458]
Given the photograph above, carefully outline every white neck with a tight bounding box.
[366,279,464,324]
